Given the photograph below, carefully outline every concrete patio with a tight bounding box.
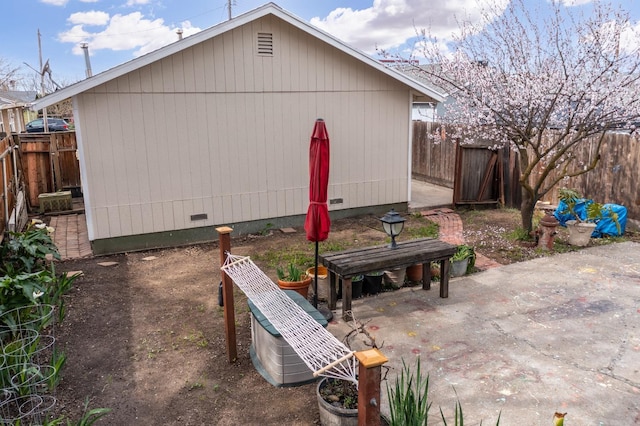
[327,241,640,424]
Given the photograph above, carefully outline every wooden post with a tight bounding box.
[422,262,431,291]
[328,271,337,310]
[342,277,352,322]
[440,259,450,298]
[217,226,237,363]
[355,349,388,426]
[49,133,62,191]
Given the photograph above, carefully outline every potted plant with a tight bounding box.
[316,376,358,425]
[316,316,376,425]
[276,263,312,298]
[451,244,475,277]
[556,188,621,246]
[384,268,406,289]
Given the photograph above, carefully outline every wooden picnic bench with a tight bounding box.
[319,238,458,320]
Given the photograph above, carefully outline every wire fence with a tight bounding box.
[0,304,58,425]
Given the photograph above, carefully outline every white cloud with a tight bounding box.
[126,0,151,6]
[620,20,640,55]
[557,0,592,6]
[310,0,509,55]
[80,0,99,3]
[41,0,68,5]
[68,11,110,26]
[58,12,202,57]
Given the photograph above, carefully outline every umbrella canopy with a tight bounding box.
[304,119,331,242]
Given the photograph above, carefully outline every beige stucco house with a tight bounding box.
[32,3,445,254]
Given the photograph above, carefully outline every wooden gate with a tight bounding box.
[453,143,504,206]
[412,122,520,208]
[17,132,81,208]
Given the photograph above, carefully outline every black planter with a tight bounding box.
[363,272,383,295]
[351,276,364,299]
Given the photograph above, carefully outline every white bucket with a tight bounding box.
[566,220,596,247]
[306,266,329,301]
[451,258,469,277]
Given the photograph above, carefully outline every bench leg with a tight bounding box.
[342,277,352,322]
[329,272,337,310]
[439,259,450,298]
[422,262,431,290]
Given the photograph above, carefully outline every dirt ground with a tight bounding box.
[51,208,639,425]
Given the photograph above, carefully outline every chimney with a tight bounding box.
[81,43,92,78]
[176,29,183,41]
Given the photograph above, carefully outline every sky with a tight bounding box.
[3,0,639,89]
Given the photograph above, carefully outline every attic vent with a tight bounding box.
[257,32,273,56]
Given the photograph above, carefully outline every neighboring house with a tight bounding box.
[32,2,445,255]
[0,91,37,134]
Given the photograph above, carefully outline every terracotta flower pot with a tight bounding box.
[406,264,423,283]
[277,275,312,299]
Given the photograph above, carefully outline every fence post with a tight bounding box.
[217,226,237,363]
[356,349,388,426]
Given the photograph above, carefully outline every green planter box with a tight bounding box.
[38,191,72,213]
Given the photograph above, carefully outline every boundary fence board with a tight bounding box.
[411,122,636,221]
[17,131,79,208]
[0,136,18,241]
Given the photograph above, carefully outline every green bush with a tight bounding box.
[0,221,92,423]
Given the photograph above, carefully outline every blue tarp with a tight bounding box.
[554,199,627,237]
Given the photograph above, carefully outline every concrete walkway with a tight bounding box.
[49,213,92,260]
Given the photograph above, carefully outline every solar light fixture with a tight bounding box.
[379,208,405,248]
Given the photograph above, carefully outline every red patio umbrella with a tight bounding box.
[304,119,331,309]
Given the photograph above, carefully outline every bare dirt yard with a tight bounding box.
[51,208,639,425]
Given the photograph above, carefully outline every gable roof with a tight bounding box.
[0,91,37,109]
[32,2,445,111]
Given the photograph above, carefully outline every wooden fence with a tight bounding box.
[17,132,80,208]
[0,136,18,242]
[412,121,639,222]
[411,122,456,188]
[411,122,521,209]
[0,131,80,241]
[535,132,639,219]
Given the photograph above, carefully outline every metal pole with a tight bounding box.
[37,29,48,132]
[314,241,319,308]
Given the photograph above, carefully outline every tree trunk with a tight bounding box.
[517,146,536,234]
[520,192,535,233]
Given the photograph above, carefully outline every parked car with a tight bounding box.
[25,118,70,133]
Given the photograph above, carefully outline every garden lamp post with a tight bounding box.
[379,209,405,248]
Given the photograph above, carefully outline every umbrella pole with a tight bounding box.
[314,241,319,308]
[314,240,333,321]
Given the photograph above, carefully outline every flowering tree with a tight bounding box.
[0,58,19,91]
[411,0,640,232]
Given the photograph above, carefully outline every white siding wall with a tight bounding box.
[77,15,411,240]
